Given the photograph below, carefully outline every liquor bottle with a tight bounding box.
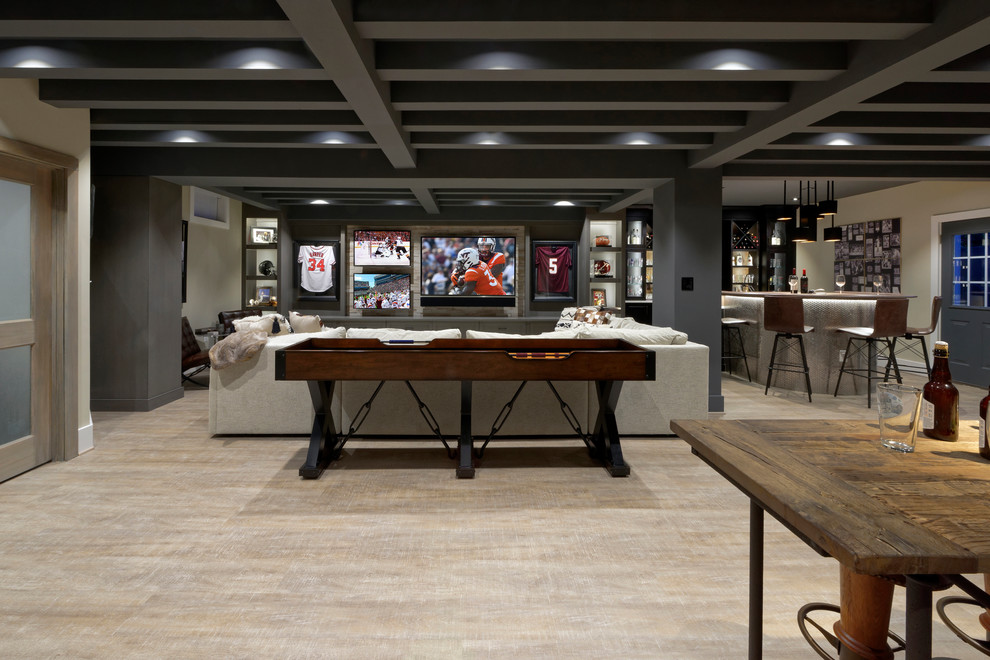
[980,385,990,459]
[922,341,959,441]
[800,268,809,293]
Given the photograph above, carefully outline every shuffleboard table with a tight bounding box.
[275,337,656,479]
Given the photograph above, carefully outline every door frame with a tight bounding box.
[930,206,990,343]
[0,135,78,469]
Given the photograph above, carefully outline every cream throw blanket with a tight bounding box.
[209,330,268,369]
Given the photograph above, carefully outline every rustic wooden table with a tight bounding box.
[671,418,990,660]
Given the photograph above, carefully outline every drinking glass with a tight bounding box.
[835,274,845,293]
[788,274,799,293]
[873,274,884,293]
[877,383,923,452]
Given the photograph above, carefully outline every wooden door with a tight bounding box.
[0,154,53,482]
[941,216,990,386]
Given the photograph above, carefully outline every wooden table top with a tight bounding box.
[671,418,990,576]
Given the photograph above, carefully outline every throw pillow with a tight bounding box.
[289,311,322,334]
[574,306,617,326]
[232,314,292,336]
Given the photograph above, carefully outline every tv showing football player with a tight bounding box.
[354,230,411,266]
[353,273,411,309]
[420,236,516,307]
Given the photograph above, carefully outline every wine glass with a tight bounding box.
[835,273,845,293]
[873,273,884,293]
[788,274,799,294]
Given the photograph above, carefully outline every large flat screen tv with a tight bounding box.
[420,236,516,307]
[353,273,411,309]
[354,230,411,266]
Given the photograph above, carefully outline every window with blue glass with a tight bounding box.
[954,233,990,307]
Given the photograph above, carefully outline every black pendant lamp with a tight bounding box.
[821,181,841,242]
[777,180,793,221]
[792,181,817,243]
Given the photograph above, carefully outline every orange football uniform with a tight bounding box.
[463,262,505,295]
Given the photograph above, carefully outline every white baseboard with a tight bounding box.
[78,415,94,454]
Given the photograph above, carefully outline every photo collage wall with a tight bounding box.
[833,218,901,292]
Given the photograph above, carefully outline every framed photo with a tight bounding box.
[591,289,607,307]
[254,286,273,305]
[251,227,276,244]
[530,240,577,302]
[293,239,339,301]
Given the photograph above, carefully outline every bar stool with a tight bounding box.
[833,298,909,408]
[885,296,941,380]
[721,317,752,382]
[764,296,814,402]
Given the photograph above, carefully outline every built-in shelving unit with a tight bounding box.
[244,216,279,312]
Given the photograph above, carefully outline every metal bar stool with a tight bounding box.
[833,298,909,408]
[721,317,753,382]
[764,296,814,402]
[885,296,941,381]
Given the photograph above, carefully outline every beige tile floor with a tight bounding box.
[0,373,986,659]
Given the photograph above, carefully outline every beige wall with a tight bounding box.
[180,194,244,331]
[799,181,990,329]
[0,78,92,452]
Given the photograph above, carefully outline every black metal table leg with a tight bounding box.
[905,576,935,660]
[592,380,629,477]
[299,380,340,479]
[456,380,475,478]
[750,500,764,660]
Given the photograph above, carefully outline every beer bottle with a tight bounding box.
[921,341,959,441]
[980,384,990,459]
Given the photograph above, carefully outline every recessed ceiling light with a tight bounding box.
[554,201,574,207]
[309,199,329,205]
[171,136,199,143]
[827,138,854,146]
[239,60,280,70]
[323,138,345,145]
[14,59,53,68]
[713,61,752,70]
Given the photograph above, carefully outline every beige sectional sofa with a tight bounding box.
[208,320,709,438]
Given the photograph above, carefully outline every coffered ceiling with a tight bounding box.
[3,1,990,219]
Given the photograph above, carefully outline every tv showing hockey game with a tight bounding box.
[353,230,411,266]
[420,236,516,307]
[353,273,411,309]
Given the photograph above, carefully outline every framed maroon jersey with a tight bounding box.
[531,241,577,301]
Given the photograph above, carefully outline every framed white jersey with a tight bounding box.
[293,240,340,301]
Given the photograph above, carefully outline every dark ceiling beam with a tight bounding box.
[39,79,348,109]
[284,204,587,222]
[737,149,990,163]
[600,189,655,213]
[689,2,990,169]
[0,20,297,39]
[354,0,931,40]
[90,109,363,131]
[391,81,789,110]
[401,109,746,132]
[0,1,289,20]
[375,41,845,82]
[771,133,990,148]
[724,162,989,179]
[277,0,415,169]
[810,111,990,133]
[92,146,677,187]
[410,187,439,214]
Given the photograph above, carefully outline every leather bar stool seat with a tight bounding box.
[833,298,909,408]
[764,296,814,402]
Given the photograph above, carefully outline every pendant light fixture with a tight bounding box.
[777,180,793,221]
[819,180,838,216]
[792,181,818,243]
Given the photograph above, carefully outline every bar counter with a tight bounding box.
[721,291,915,395]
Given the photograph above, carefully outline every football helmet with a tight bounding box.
[456,247,481,270]
[477,237,496,256]
[259,260,276,277]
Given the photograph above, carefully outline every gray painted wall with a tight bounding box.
[90,176,183,411]
[652,171,724,412]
